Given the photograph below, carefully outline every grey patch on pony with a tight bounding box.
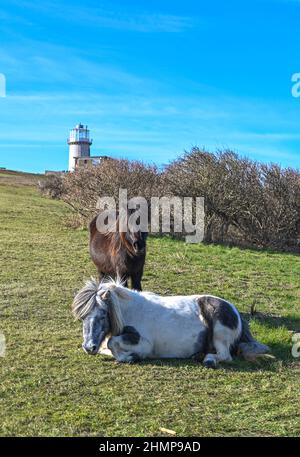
[198,296,272,362]
[197,295,240,359]
[198,296,238,330]
[121,326,140,345]
[129,352,140,362]
[193,328,210,361]
[215,298,238,329]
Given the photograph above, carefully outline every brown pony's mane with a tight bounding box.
[89,210,146,291]
[102,214,136,257]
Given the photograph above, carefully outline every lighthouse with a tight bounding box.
[68,123,93,172]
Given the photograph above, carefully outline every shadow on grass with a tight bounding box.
[248,313,300,365]
[98,356,281,373]
[138,357,280,373]
[248,312,300,332]
[99,312,300,373]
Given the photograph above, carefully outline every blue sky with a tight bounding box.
[0,0,300,172]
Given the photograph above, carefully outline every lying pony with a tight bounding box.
[72,278,271,368]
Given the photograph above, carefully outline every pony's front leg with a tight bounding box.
[108,327,152,363]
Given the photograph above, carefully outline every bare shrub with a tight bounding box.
[44,150,299,251]
[257,165,300,248]
[38,174,65,199]
[61,158,163,222]
[163,148,300,250]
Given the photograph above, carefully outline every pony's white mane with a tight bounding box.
[98,276,125,289]
[72,278,99,320]
[97,277,136,335]
[72,277,138,335]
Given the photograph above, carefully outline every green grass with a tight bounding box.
[0,168,44,186]
[0,178,300,437]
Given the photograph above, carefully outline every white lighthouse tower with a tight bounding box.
[68,123,93,172]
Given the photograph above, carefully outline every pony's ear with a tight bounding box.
[99,289,111,301]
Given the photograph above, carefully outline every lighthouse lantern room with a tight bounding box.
[68,123,93,172]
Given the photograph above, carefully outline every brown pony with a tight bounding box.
[89,213,147,291]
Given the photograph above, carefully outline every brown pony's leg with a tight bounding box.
[98,271,105,282]
[131,272,142,291]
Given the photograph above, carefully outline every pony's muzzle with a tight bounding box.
[82,342,98,355]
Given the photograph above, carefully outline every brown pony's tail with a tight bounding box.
[108,232,135,258]
[237,319,273,362]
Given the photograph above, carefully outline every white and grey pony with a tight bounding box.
[72,278,271,368]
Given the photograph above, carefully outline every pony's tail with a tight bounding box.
[237,318,273,361]
[72,278,99,320]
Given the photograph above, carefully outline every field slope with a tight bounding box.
[0,176,300,436]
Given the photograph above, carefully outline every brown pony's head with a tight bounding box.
[120,229,147,256]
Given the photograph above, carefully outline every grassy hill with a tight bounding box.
[0,173,299,436]
[0,168,45,187]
